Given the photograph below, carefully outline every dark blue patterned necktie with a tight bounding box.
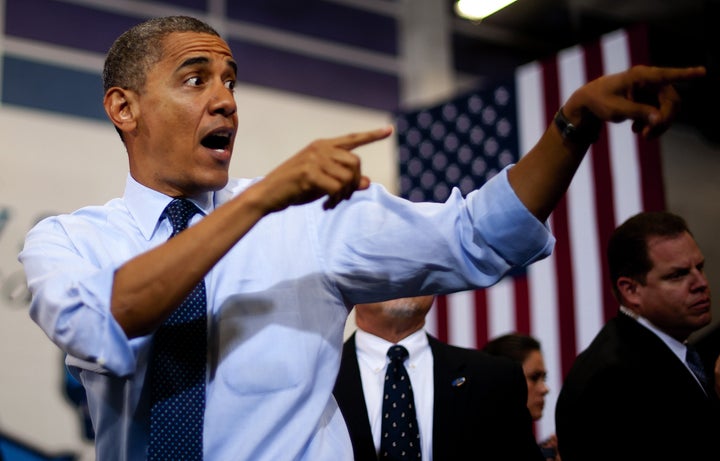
[380,345,421,460]
[686,344,710,396]
[148,199,206,460]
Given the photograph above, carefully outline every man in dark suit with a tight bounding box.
[333,295,543,460]
[555,211,720,461]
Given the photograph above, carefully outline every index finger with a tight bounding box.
[327,126,394,150]
[628,65,706,85]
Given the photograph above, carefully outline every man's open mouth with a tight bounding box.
[201,131,232,150]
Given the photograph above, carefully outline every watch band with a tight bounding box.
[554,106,600,145]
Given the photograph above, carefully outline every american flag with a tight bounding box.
[394,26,662,440]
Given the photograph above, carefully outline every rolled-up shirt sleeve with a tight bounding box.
[467,166,554,266]
[20,216,138,377]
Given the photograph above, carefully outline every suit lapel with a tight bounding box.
[617,315,711,400]
[334,333,378,460]
[428,334,468,459]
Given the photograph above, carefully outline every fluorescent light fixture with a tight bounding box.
[454,0,517,21]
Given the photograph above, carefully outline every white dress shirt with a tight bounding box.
[19,167,552,460]
[355,328,434,460]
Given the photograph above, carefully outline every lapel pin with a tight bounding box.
[451,376,466,387]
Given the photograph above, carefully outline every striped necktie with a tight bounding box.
[686,343,710,396]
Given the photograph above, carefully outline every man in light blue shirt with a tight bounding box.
[18,15,705,461]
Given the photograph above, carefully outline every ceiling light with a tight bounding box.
[454,0,517,21]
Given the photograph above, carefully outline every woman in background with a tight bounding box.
[483,333,560,461]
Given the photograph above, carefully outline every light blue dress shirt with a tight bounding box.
[19,166,553,460]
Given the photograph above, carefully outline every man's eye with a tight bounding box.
[186,76,202,86]
[669,271,686,280]
[225,80,236,90]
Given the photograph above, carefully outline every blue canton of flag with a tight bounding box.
[395,80,518,203]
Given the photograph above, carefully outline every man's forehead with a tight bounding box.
[646,232,690,249]
[647,232,700,264]
[161,31,234,62]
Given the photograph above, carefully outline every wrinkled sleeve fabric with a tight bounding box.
[19,209,139,377]
[321,166,554,302]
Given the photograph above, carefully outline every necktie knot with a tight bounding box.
[165,199,200,236]
[388,345,409,363]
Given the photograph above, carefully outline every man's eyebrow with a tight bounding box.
[178,56,209,70]
[177,56,238,75]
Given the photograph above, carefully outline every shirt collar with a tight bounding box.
[355,327,429,371]
[124,173,214,240]
[619,304,686,359]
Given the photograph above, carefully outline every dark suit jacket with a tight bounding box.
[333,332,544,461]
[555,314,720,461]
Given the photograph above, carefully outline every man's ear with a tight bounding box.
[103,87,137,135]
[617,276,640,307]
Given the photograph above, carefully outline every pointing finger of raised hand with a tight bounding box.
[628,65,706,86]
[630,66,704,137]
[327,126,393,150]
[592,65,705,137]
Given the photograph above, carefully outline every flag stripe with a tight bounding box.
[397,27,659,441]
[448,291,476,349]
[542,55,581,380]
[488,278,514,337]
[513,274,531,334]
[474,290,490,347]
[584,39,618,337]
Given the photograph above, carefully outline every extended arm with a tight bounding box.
[509,65,706,222]
[111,127,392,338]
